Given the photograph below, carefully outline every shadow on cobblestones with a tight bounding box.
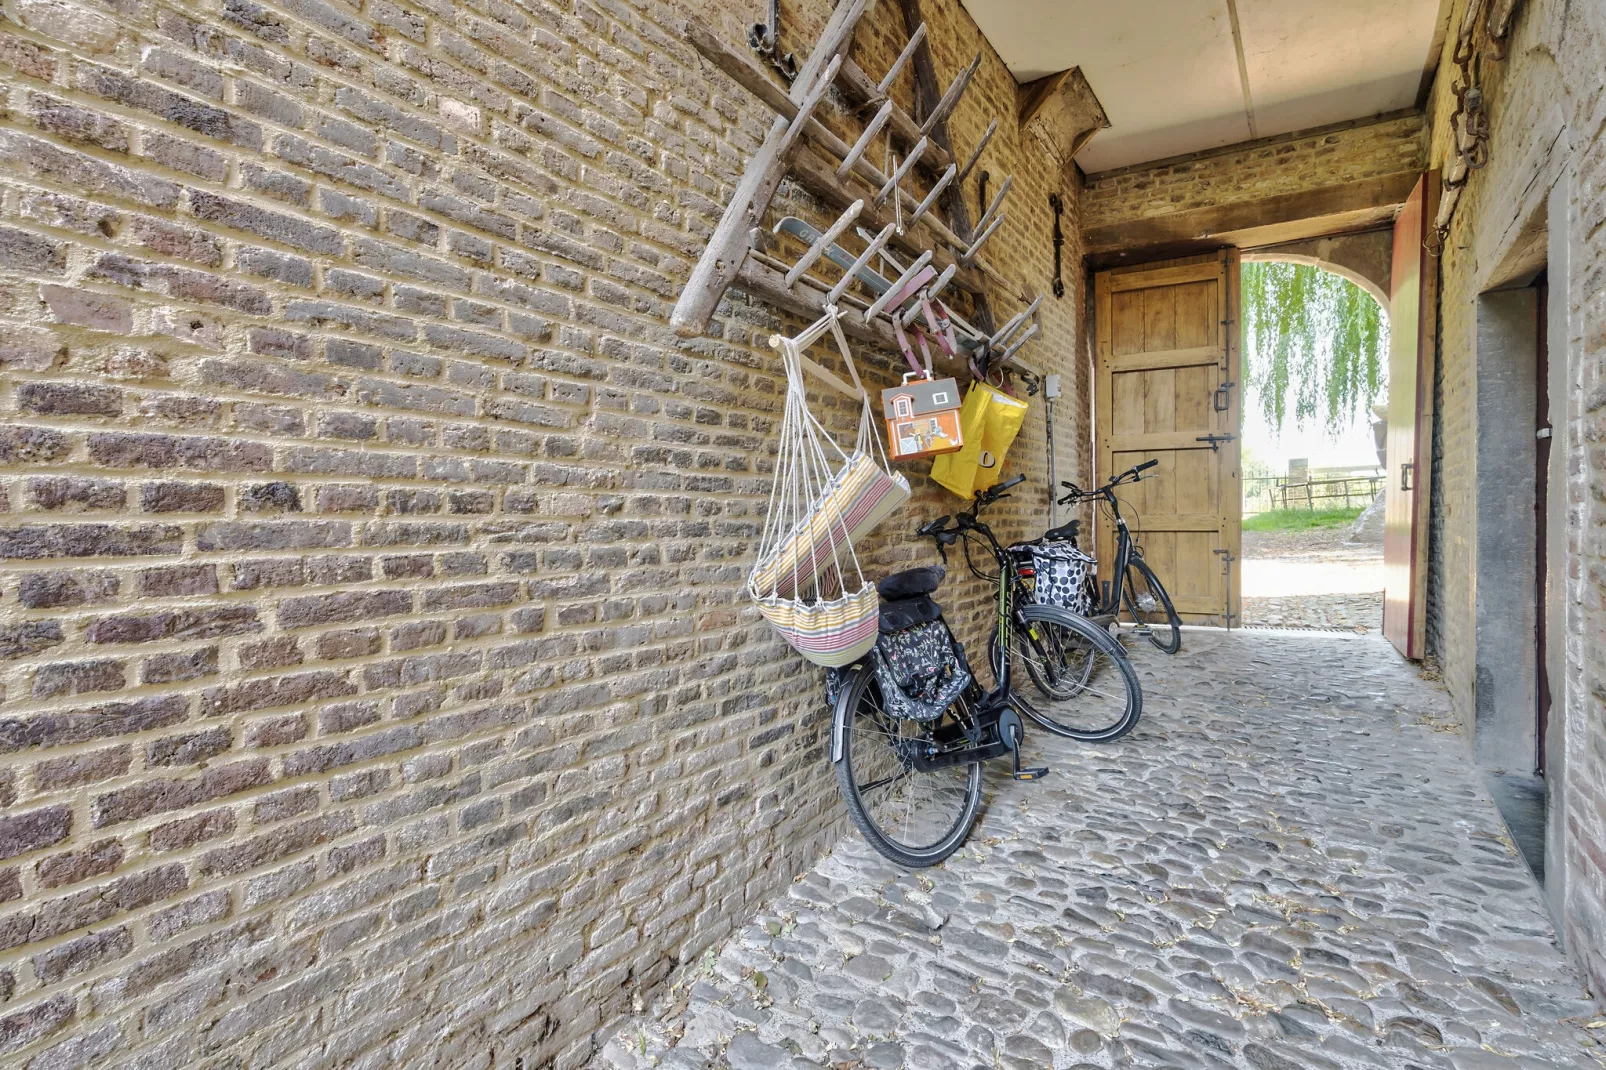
[598,631,1604,1070]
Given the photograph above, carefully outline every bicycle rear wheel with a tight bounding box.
[1008,605,1142,742]
[833,666,983,867]
[1124,556,1182,653]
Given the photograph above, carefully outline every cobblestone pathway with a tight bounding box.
[597,631,1604,1070]
[1241,592,1382,632]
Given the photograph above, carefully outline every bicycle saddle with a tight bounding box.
[1043,519,1080,542]
[877,565,944,601]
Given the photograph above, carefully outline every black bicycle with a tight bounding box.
[829,475,1142,867]
[1059,460,1183,654]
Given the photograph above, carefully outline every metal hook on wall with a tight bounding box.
[1049,193,1065,299]
[748,0,797,81]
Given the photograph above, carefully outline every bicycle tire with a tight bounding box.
[833,665,983,868]
[1011,605,1142,742]
[1123,556,1182,654]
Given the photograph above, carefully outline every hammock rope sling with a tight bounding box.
[748,306,910,667]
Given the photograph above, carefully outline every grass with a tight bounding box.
[1243,506,1365,532]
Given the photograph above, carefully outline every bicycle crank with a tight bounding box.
[998,708,1050,782]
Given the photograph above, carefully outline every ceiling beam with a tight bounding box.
[1223,0,1258,140]
[1083,170,1421,263]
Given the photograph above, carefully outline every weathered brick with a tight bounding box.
[142,646,219,685]
[89,432,272,472]
[86,606,259,644]
[27,476,126,511]
[277,590,412,628]
[17,571,117,609]
[33,746,131,792]
[93,758,270,826]
[201,670,356,715]
[145,726,232,767]
[36,838,123,889]
[141,481,226,513]
[0,621,62,660]
[0,805,71,860]
[0,223,68,273]
[32,659,124,698]
[199,812,354,877]
[148,808,235,852]
[0,695,188,753]
[38,283,132,333]
[139,564,219,597]
[189,190,342,254]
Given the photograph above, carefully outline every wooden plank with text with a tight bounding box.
[1095,251,1242,625]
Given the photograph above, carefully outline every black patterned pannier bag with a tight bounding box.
[826,567,973,721]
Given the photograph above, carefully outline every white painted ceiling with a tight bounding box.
[959,0,1445,173]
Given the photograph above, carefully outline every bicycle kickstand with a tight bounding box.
[1001,712,1049,782]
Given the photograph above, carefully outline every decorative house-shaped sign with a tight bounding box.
[881,376,964,460]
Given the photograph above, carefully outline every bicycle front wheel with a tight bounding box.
[1124,556,1182,653]
[834,666,983,868]
[1009,605,1142,742]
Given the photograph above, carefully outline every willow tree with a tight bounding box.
[1241,261,1388,434]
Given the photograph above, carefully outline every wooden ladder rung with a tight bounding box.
[877,22,928,96]
[956,119,997,184]
[828,222,897,307]
[921,53,982,137]
[875,136,930,205]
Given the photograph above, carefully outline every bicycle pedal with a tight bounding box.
[1012,766,1050,782]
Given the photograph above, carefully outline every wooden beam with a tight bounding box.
[895,0,998,333]
[1084,171,1421,255]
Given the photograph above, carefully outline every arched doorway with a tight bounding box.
[1235,252,1392,633]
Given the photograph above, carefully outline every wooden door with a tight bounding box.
[1094,251,1241,626]
[1383,174,1439,658]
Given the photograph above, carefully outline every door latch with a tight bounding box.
[1195,433,1236,451]
[1400,461,1414,491]
[1213,381,1235,413]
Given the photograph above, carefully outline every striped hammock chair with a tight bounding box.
[749,306,910,667]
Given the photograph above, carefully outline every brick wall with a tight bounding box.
[1081,111,1428,229]
[0,0,1085,1065]
[1423,0,1606,1000]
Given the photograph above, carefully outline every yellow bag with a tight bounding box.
[972,386,1029,492]
[929,384,992,498]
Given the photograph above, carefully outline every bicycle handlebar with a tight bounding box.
[1059,459,1161,504]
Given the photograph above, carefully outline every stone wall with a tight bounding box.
[0,0,1085,1065]
[1081,111,1428,230]
[1422,0,1606,999]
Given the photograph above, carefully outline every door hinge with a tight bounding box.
[1536,426,1553,440]
[1196,433,1236,451]
[1400,461,1414,491]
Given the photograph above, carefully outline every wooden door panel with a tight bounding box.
[1383,173,1439,658]
[1096,251,1242,627]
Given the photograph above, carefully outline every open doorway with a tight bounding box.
[1235,255,1392,632]
[1477,271,1550,885]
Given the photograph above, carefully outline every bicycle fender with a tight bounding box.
[829,664,870,765]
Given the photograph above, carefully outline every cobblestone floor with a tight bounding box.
[1241,592,1382,632]
[596,631,1604,1070]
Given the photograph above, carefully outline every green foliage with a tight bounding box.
[1241,261,1388,434]
[1243,506,1365,532]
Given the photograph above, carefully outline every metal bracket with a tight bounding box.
[1401,461,1414,491]
[1213,380,1235,413]
[1195,433,1236,451]
[1049,193,1065,299]
[748,0,797,81]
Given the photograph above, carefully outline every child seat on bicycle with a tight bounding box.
[825,565,974,722]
